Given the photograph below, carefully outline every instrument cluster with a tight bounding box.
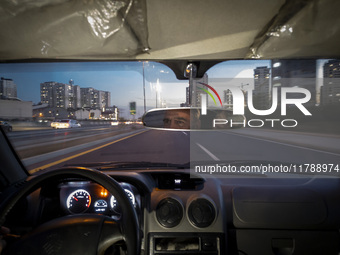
[59,181,140,218]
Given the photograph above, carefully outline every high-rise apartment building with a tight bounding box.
[73,85,81,109]
[80,88,111,110]
[0,77,17,98]
[191,73,208,107]
[80,87,93,108]
[223,83,248,110]
[40,82,77,109]
[99,90,111,110]
[271,59,316,107]
[41,81,110,110]
[223,89,233,109]
[321,59,340,105]
[253,66,271,110]
[180,87,191,107]
[40,81,59,107]
[186,87,190,105]
[55,83,72,109]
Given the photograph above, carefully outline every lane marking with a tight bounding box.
[16,129,117,150]
[182,132,187,136]
[23,131,138,165]
[196,143,220,161]
[28,130,149,174]
[219,131,340,157]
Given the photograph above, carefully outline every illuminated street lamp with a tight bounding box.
[156,79,161,108]
[142,61,147,113]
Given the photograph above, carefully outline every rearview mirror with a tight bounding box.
[142,108,245,130]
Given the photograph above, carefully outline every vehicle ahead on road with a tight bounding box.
[1,1,340,255]
[111,120,119,126]
[50,119,60,128]
[0,121,12,132]
[51,119,81,129]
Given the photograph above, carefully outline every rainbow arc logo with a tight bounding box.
[197,82,223,107]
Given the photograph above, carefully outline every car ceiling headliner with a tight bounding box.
[0,0,340,79]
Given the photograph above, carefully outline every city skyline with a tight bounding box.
[0,60,273,99]
[0,61,270,118]
[40,81,111,110]
[0,59,333,118]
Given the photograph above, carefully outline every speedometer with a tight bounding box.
[110,189,135,213]
[94,199,108,212]
[66,189,91,214]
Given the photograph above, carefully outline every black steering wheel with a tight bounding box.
[0,167,140,255]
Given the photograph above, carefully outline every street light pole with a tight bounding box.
[156,79,158,108]
[143,61,146,113]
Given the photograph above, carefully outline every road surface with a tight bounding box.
[6,126,340,176]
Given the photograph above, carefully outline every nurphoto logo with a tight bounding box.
[199,83,312,128]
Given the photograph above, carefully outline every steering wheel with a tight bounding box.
[0,167,140,255]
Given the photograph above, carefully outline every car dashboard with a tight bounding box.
[59,181,141,219]
[5,169,340,255]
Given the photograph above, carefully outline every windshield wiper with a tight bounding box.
[63,161,190,170]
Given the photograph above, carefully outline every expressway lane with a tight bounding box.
[190,129,340,165]
[9,127,339,175]
[26,129,190,173]
[8,126,117,147]
[8,125,141,159]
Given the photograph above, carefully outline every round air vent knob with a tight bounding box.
[188,198,216,228]
[156,198,183,228]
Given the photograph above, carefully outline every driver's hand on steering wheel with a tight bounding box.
[0,227,10,253]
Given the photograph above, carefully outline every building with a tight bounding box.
[0,78,31,119]
[73,85,81,109]
[186,87,190,105]
[0,98,32,119]
[0,77,17,98]
[102,106,118,120]
[80,87,92,108]
[41,81,111,114]
[321,59,340,105]
[55,83,72,109]
[191,73,208,107]
[75,108,101,120]
[40,81,78,109]
[99,90,111,110]
[80,87,111,110]
[223,83,248,110]
[80,87,98,109]
[253,66,271,110]
[223,89,233,109]
[271,59,316,107]
[40,81,57,106]
[32,104,73,120]
[180,87,190,107]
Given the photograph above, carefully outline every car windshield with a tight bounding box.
[1,60,340,178]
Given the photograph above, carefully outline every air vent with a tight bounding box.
[188,198,216,228]
[156,198,183,228]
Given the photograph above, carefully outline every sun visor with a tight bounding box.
[248,0,340,59]
[0,0,149,60]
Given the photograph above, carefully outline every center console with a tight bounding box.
[148,233,224,255]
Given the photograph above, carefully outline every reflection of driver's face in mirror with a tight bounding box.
[163,110,190,129]
[213,111,231,129]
